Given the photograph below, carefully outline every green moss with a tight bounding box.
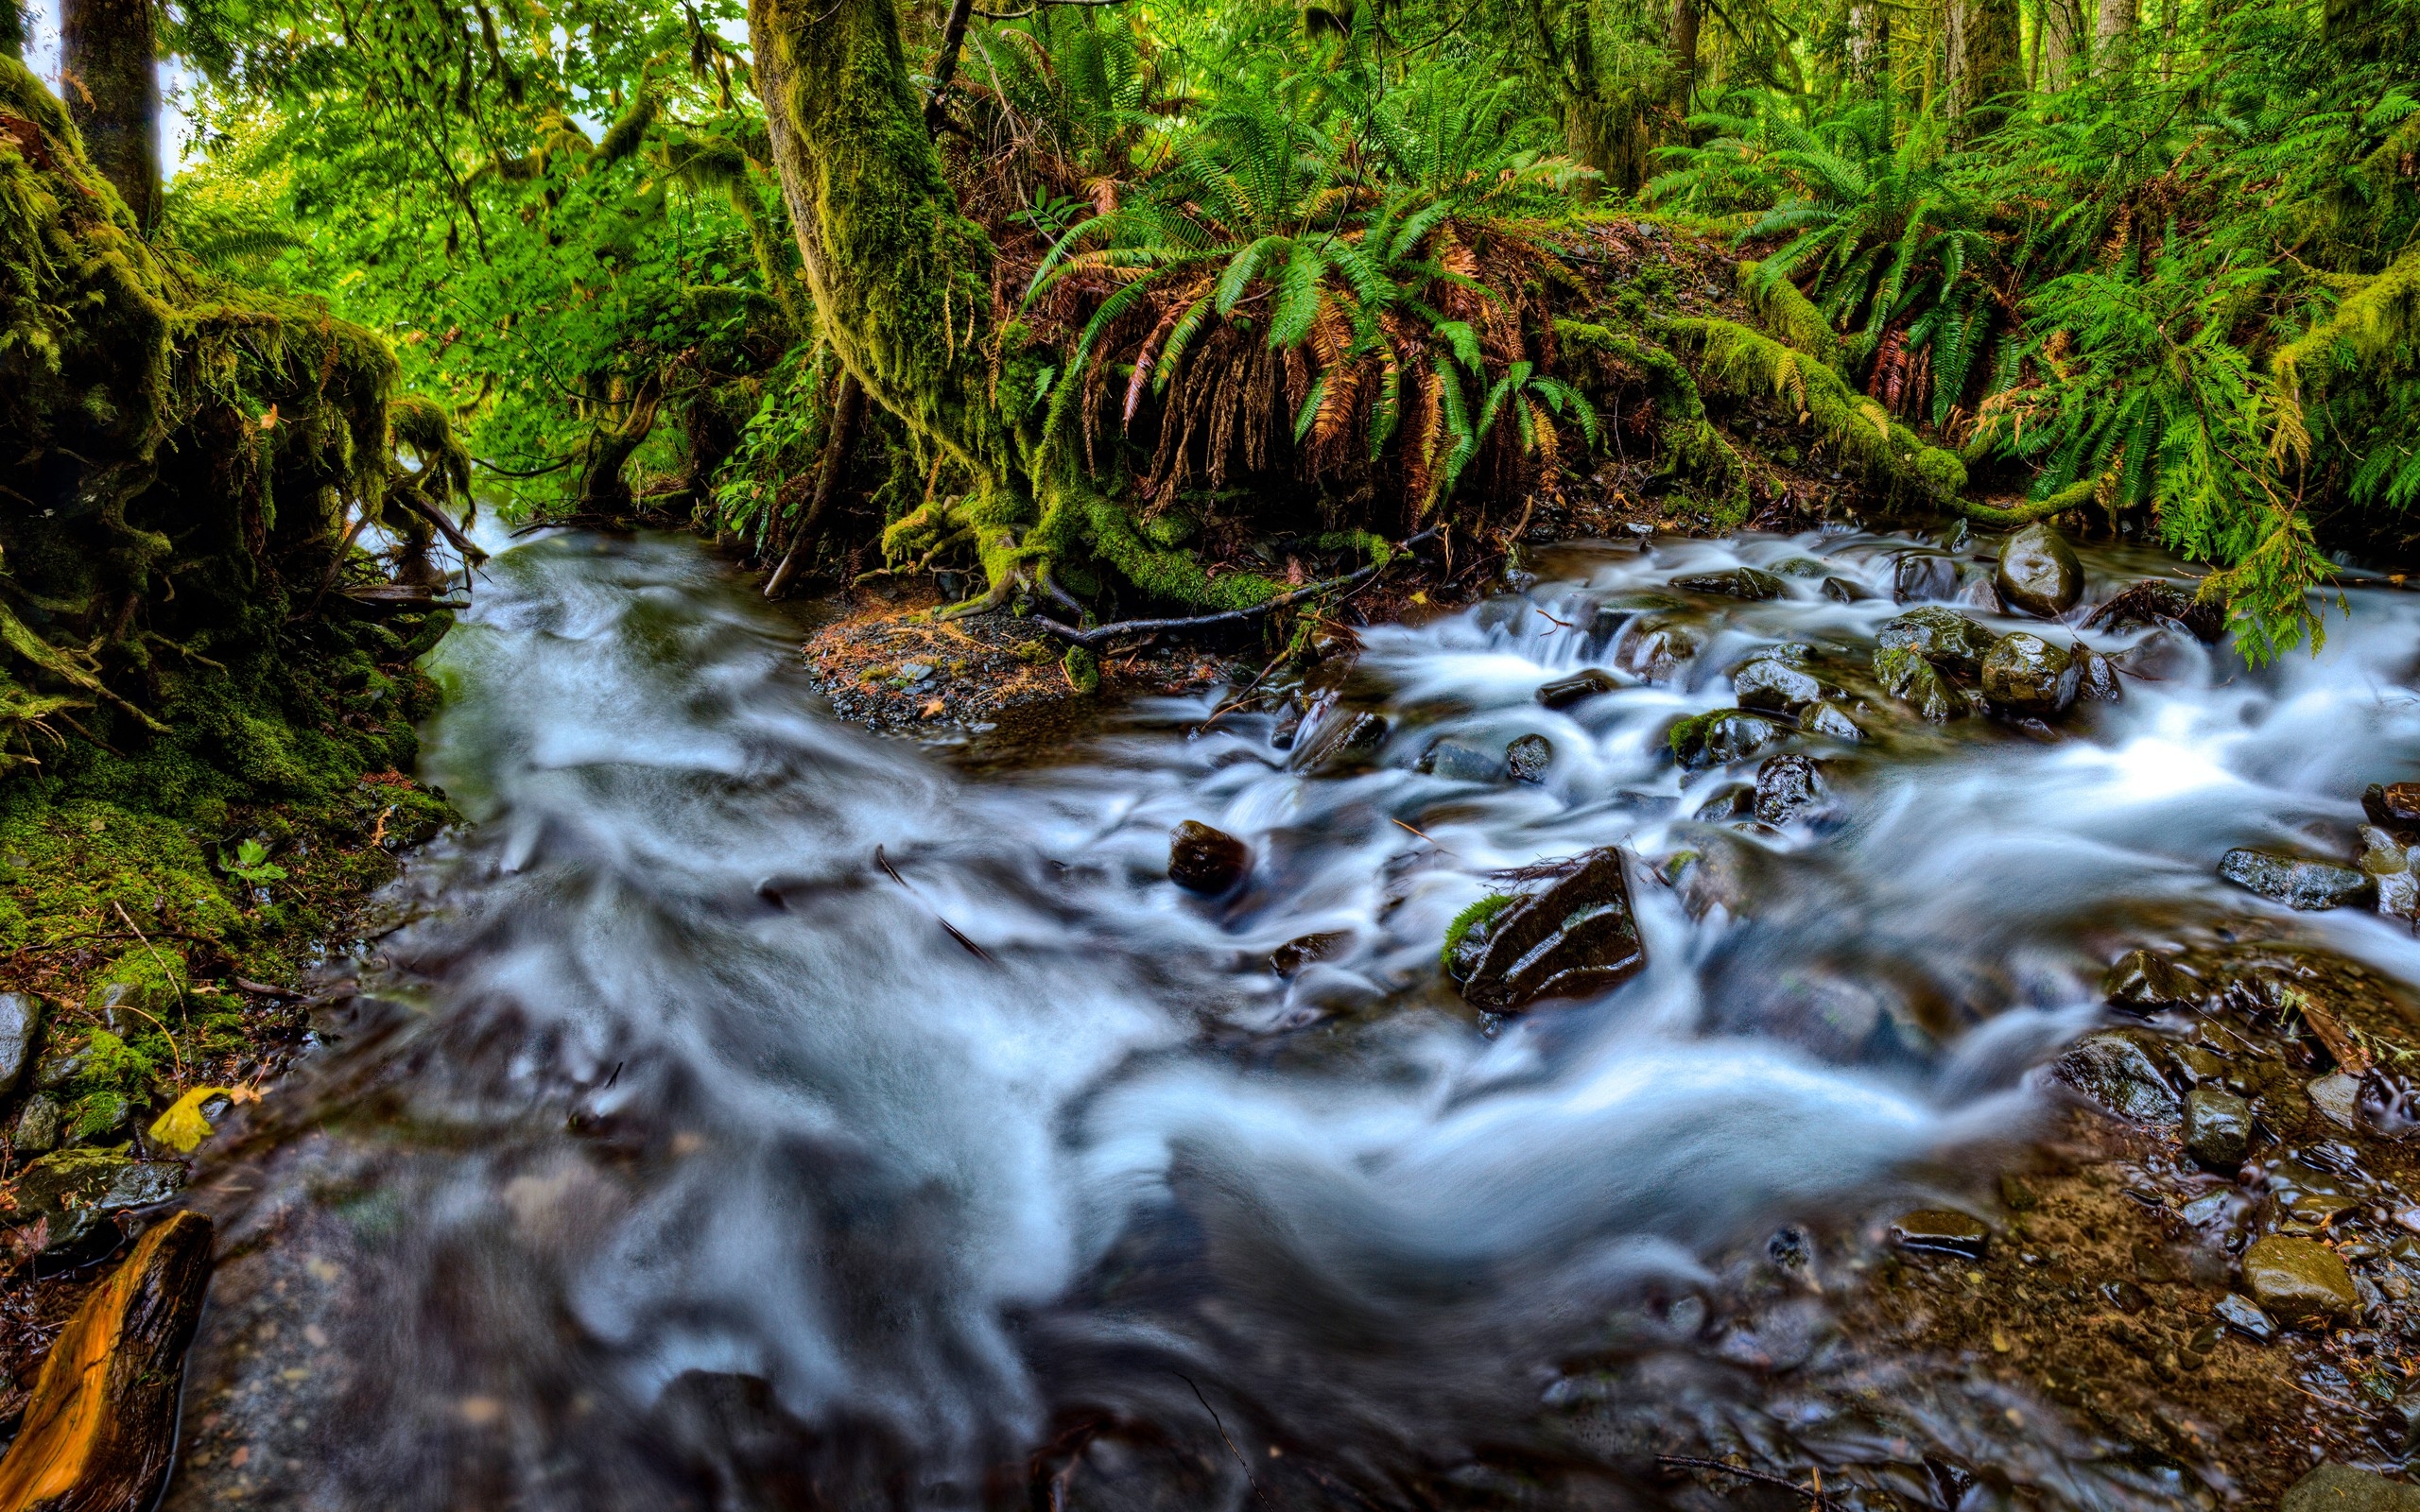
[1063,644,1101,695]
[1667,710,1719,762]
[1441,892,1516,971]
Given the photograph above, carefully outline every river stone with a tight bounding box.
[2377,1395,2420,1457]
[1419,739,1503,783]
[1671,567,1784,600]
[2103,948,2197,1013]
[35,1040,87,1091]
[1535,668,1617,710]
[1995,523,2083,618]
[1613,617,1704,684]
[1980,633,2080,716]
[1731,646,1830,715]
[1801,700,1861,742]
[1669,710,1793,772]
[1877,607,1994,676]
[0,991,38,1093]
[1455,848,1646,1012]
[2074,645,2121,702]
[12,1092,58,1154]
[1582,604,1634,657]
[1505,733,1552,783]
[2083,577,2227,642]
[2308,1072,2363,1129]
[2282,1465,2420,1512]
[1892,552,1958,604]
[1291,709,1389,775]
[2050,1029,2182,1125]
[2218,848,2376,910]
[1873,647,1960,723]
[2241,1234,2360,1323]
[1821,576,1871,603]
[1,1147,186,1258]
[1773,557,1829,579]
[1168,821,1251,895]
[2360,826,2420,921]
[1753,755,1824,826]
[1889,1209,1989,1259]
[2184,1086,2252,1168]
[2366,783,2420,830]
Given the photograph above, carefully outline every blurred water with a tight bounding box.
[160,527,2420,1511]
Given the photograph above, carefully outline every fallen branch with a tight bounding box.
[389,487,491,565]
[1031,527,1441,650]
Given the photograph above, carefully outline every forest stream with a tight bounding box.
[144,524,2420,1511]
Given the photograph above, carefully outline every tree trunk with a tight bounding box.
[764,373,865,598]
[60,0,161,232]
[2039,0,2083,87]
[579,375,664,514]
[1945,0,2022,127]
[2093,0,2136,66]
[1667,0,1703,107]
[1845,0,1892,93]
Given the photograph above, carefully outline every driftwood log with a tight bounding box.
[0,1211,214,1512]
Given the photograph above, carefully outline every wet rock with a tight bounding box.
[1454,849,1646,1012]
[2213,1294,2275,1343]
[2282,1465,2420,1512]
[1994,523,2083,618]
[1668,710,1793,772]
[1582,604,1634,657]
[2377,1395,2420,1457]
[1535,668,1618,710]
[2366,782,2420,829]
[1290,709,1390,775]
[2360,1066,2420,1136]
[1878,607,1995,676]
[1821,576,1871,603]
[1692,786,1751,821]
[2360,825,2420,922]
[1271,932,1350,978]
[0,991,37,1094]
[1730,646,1831,715]
[2074,645,2122,702]
[2218,848,2376,910]
[1671,567,1784,600]
[1889,1209,1989,1259]
[1168,822,1252,895]
[0,1211,214,1512]
[2308,1072,2362,1129]
[2083,577,2227,641]
[1979,633,2080,716]
[1892,552,1958,604]
[1873,647,1961,723]
[2103,949,2198,1013]
[1505,733,1552,783]
[12,1092,58,1154]
[1418,739,1503,783]
[1773,558,1830,579]
[2241,1234,2361,1322]
[2184,1086,2252,1168]
[1,1148,186,1259]
[1613,616,1704,684]
[35,1040,87,1091]
[1801,700,1861,742]
[1753,755,1824,826]
[2050,1029,2182,1125]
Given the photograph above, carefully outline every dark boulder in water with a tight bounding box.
[1671,566,1784,600]
[1535,668,1618,710]
[1730,645,1831,715]
[1873,646,1961,722]
[1668,709,1794,771]
[1892,551,1958,604]
[1451,848,1646,1011]
[2050,1029,2183,1125]
[1418,738,1503,783]
[2184,1085,2252,1168]
[1980,632,2079,716]
[1995,523,2083,618]
[2102,948,2199,1013]
[1505,733,1553,783]
[1613,616,1704,684]
[1877,607,1994,676]
[1168,821,1252,895]
[2218,848,2376,910]
[2074,645,2122,702]
[1290,708,1389,775]
[2083,577,2226,641]
[1753,754,1824,826]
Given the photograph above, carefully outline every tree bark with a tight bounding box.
[1845,0,1892,92]
[1667,0,1703,107]
[2093,0,2136,66]
[764,372,865,598]
[924,0,977,131]
[2038,0,2083,87]
[60,0,161,232]
[1945,0,2022,127]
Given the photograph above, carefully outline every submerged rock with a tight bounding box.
[1821,576,1871,603]
[1168,821,1252,895]
[1877,607,1994,676]
[2360,825,2420,920]
[1801,700,1862,742]
[1889,1209,1990,1259]
[1995,523,2083,618]
[1453,849,1646,1012]
[1535,668,1617,710]
[1730,645,1831,715]
[1873,646,1961,723]
[2281,1465,2420,1512]
[2102,949,2198,1013]
[2241,1234,2360,1323]
[2050,1029,2182,1125]
[1613,616,1704,684]
[1418,739,1503,783]
[2219,848,2376,910]
[1671,567,1784,600]
[1753,754,1824,826]
[1505,733,1552,783]
[2184,1086,2252,1167]
[1979,633,2079,716]
[1668,710,1793,771]
[1270,932,1350,978]
[1290,709,1389,775]
[1891,552,1958,604]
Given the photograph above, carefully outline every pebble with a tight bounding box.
[1534,668,1617,710]
[1168,821,1251,896]
[1505,733,1552,783]
[2183,1085,2251,1167]
[2049,1029,2183,1125]
[2308,1072,2363,1129]
[2102,948,2197,1013]
[2213,1293,2275,1343]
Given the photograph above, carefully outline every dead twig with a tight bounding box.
[873,847,997,966]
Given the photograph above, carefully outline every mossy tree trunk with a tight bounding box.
[1946,0,2022,127]
[60,0,161,232]
[2093,0,2137,66]
[1668,0,1703,107]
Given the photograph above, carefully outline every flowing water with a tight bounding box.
[158,527,2420,1511]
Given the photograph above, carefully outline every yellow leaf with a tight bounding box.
[147,1086,239,1155]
